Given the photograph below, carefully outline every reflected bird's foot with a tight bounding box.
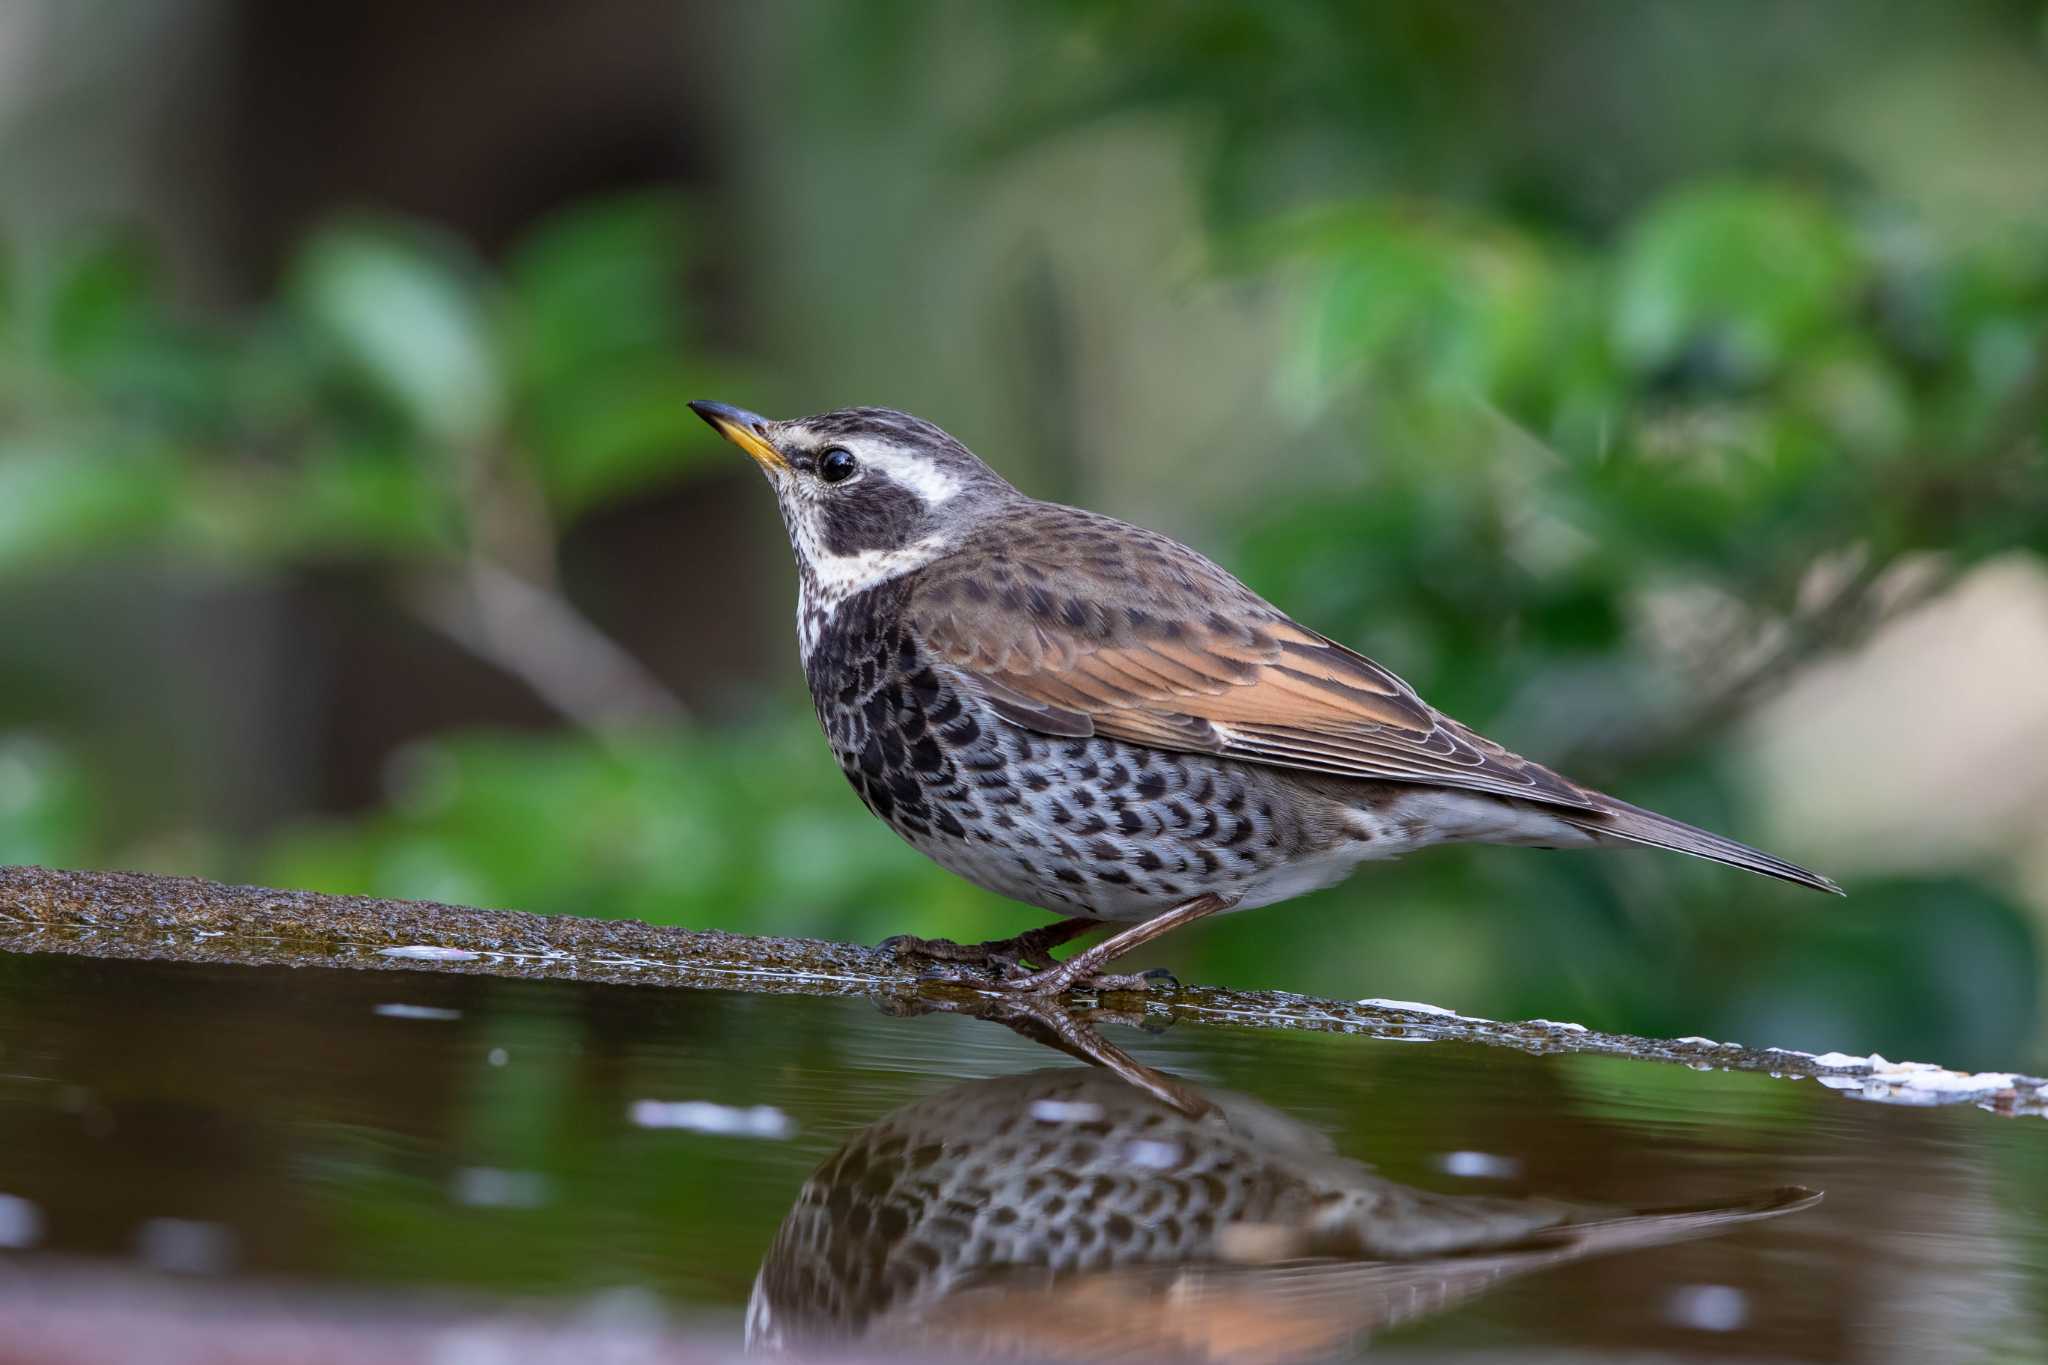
[1048,965,1179,995]
[889,988,1209,1116]
[903,954,1177,996]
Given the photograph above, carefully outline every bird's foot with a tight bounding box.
[876,916,1100,974]
[981,892,1235,998]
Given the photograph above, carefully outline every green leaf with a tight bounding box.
[0,233,14,339]
[0,734,96,867]
[289,223,503,445]
[279,442,456,557]
[506,192,697,388]
[262,726,964,938]
[1258,206,1566,410]
[0,437,185,572]
[44,236,160,368]
[505,193,724,515]
[522,362,743,515]
[1613,184,1858,383]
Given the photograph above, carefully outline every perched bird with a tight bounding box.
[692,401,1838,995]
[747,1066,1819,1361]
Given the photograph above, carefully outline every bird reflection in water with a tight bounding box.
[748,1002,1817,1362]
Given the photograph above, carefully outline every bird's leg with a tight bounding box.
[877,915,1100,972]
[998,893,1237,996]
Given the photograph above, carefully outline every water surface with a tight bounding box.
[0,950,2041,1361]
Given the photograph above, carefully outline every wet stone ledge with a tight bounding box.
[2,863,2042,1119]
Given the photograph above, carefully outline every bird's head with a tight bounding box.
[690,401,1016,595]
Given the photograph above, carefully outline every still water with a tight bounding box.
[0,949,2042,1362]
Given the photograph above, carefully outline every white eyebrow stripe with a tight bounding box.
[858,444,961,505]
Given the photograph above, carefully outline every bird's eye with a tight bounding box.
[817,447,859,484]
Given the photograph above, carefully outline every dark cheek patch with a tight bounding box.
[819,475,925,556]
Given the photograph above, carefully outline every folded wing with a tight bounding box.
[907,519,1602,814]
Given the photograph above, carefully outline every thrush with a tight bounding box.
[691,401,1839,995]
[746,1065,1819,1360]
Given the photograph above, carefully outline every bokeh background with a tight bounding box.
[2,0,2046,1070]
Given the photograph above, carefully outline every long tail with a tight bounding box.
[1563,794,1843,895]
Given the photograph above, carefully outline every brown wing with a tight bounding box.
[908,509,1600,813]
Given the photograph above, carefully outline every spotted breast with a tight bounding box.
[803,580,1376,924]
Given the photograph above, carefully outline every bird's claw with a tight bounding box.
[877,929,1173,997]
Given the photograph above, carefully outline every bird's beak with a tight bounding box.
[689,400,787,471]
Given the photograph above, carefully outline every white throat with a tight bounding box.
[795,534,949,658]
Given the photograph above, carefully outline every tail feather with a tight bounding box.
[1564,795,1842,895]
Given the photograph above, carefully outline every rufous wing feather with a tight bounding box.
[907,518,1603,813]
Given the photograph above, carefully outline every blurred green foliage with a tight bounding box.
[1229,183,2048,730]
[263,726,986,951]
[2,1,2046,1069]
[0,194,731,571]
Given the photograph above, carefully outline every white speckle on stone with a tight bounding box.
[1875,1065,2015,1094]
[1668,1283,1749,1332]
[1028,1099,1106,1124]
[629,1101,795,1139]
[1763,1047,1815,1058]
[1359,998,1464,1018]
[0,1194,44,1249]
[377,945,481,961]
[1526,1019,1589,1033]
[135,1218,235,1275]
[451,1168,549,1209]
[1435,1150,1523,1179]
[374,1003,462,1021]
[1808,1057,2019,1106]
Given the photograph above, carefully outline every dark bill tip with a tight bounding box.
[689,400,786,470]
[688,399,772,433]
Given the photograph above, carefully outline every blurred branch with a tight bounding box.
[1571,554,1949,779]
[402,436,687,732]
[1575,341,2048,779]
[405,561,685,732]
